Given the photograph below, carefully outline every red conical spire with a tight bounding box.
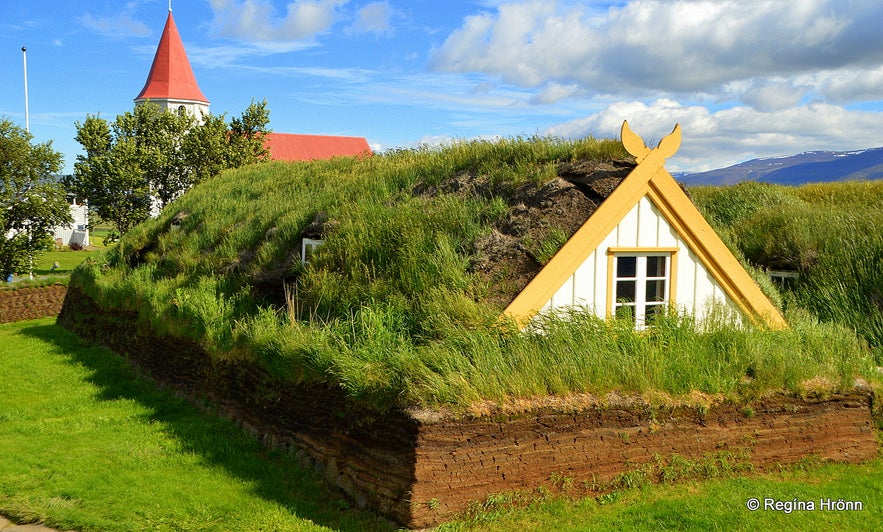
[135,10,208,104]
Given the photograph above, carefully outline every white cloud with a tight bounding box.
[429,0,883,102]
[79,13,151,37]
[531,82,582,104]
[429,2,596,88]
[348,1,392,36]
[740,80,807,112]
[208,0,348,42]
[545,99,883,171]
[184,39,322,69]
[817,67,883,103]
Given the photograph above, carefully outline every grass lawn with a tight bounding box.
[438,460,883,531]
[32,249,103,276]
[1,318,881,531]
[29,223,113,276]
[89,225,114,247]
[0,318,392,532]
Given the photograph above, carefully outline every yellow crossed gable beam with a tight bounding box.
[502,121,787,330]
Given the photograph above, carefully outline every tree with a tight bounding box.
[70,114,152,237]
[0,118,72,279]
[227,99,271,168]
[67,100,271,236]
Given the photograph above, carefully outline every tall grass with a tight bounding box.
[692,180,883,355]
[239,304,878,412]
[68,140,883,412]
[795,231,883,353]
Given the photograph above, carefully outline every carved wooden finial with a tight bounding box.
[656,124,682,159]
[621,121,681,163]
[621,120,649,159]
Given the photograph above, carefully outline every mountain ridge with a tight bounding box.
[676,147,883,185]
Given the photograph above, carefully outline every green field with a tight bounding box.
[17,223,114,278]
[33,249,103,276]
[0,318,390,532]
[1,318,880,530]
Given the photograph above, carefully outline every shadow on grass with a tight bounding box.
[20,322,397,532]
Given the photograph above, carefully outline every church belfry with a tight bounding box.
[135,8,210,118]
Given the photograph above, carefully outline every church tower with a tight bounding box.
[135,7,210,118]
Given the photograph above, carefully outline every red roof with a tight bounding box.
[135,11,208,104]
[265,133,372,162]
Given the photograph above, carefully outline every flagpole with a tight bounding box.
[22,46,29,133]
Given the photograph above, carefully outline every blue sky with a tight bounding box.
[3,0,883,174]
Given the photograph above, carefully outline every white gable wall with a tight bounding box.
[540,195,738,322]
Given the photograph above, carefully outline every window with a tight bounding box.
[607,248,677,330]
[768,270,798,290]
[301,238,324,265]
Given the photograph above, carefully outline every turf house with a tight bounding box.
[57,117,882,527]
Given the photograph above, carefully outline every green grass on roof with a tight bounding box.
[68,138,882,412]
[90,136,627,340]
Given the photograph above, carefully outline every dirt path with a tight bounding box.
[0,515,73,532]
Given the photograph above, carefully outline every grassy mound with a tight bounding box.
[68,138,882,412]
[692,180,883,353]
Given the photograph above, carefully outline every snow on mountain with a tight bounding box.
[678,147,883,186]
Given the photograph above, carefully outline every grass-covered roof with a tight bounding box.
[71,137,882,413]
[105,137,632,334]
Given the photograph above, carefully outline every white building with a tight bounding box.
[52,195,89,248]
